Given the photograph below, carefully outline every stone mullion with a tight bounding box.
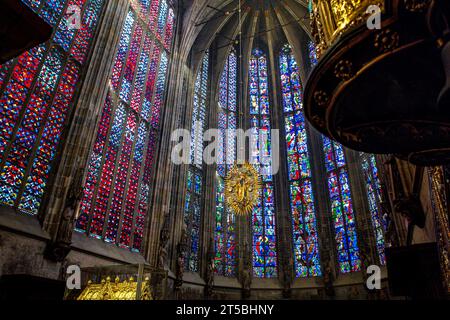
[361,153,385,265]
[145,14,191,266]
[238,13,258,280]
[166,67,193,272]
[233,40,244,279]
[307,126,337,273]
[264,23,290,281]
[272,48,295,284]
[301,56,336,275]
[201,47,219,279]
[138,6,178,262]
[158,71,184,265]
[42,0,131,236]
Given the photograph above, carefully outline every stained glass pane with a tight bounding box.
[214,50,237,276]
[185,52,209,272]
[0,0,104,214]
[249,48,277,278]
[322,136,361,273]
[361,153,386,265]
[280,44,320,277]
[75,1,174,252]
[308,41,318,67]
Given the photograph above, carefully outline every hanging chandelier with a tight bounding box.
[304,0,450,166]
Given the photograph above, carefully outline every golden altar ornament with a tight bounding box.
[76,276,152,300]
[225,162,261,216]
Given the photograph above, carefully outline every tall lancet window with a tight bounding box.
[279,44,321,277]
[214,50,237,276]
[360,153,386,265]
[308,40,318,67]
[0,0,104,214]
[184,52,209,272]
[249,48,277,278]
[308,41,361,273]
[323,138,361,273]
[75,0,175,251]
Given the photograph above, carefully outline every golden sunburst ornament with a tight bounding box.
[225,162,261,216]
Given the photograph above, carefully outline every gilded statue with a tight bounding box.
[225,162,261,216]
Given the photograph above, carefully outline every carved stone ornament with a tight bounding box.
[45,167,84,262]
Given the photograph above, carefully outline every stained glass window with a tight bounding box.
[280,44,321,277]
[75,0,175,252]
[323,137,361,273]
[214,50,237,276]
[308,40,318,67]
[0,0,104,214]
[249,48,277,278]
[360,153,386,265]
[184,52,209,272]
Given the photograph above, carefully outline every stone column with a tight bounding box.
[307,125,337,277]
[304,55,337,278]
[143,7,190,268]
[201,46,218,280]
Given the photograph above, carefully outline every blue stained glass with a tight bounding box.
[185,52,209,272]
[361,153,386,265]
[74,2,174,251]
[322,136,361,273]
[157,0,168,38]
[215,50,238,276]
[249,48,277,278]
[280,44,320,277]
[0,5,102,214]
[309,41,318,67]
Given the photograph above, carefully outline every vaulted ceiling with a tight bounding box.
[180,0,313,84]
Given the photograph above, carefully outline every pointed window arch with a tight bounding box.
[0,0,104,214]
[215,49,238,276]
[184,52,209,272]
[75,0,175,251]
[279,44,321,277]
[360,153,387,265]
[249,48,277,278]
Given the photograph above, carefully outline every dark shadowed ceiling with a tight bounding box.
[181,0,313,106]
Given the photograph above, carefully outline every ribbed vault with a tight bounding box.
[183,0,313,87]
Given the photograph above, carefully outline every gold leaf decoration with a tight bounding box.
[76,276,152,300]
[225,162,261,216]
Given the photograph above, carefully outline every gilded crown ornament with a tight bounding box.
[225,162,261,216]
